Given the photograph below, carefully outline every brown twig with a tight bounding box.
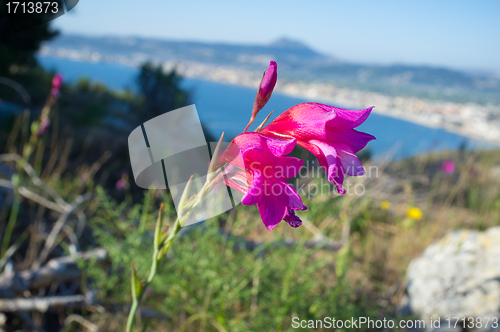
[0,248,107,298]
[0,293,95,312]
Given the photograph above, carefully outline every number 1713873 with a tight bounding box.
[6,2,59,14]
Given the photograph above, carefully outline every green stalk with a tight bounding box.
[125,135,225,331]
[1,187,20,258]
[125,216,182,332]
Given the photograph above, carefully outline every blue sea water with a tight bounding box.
[38,56,492,159]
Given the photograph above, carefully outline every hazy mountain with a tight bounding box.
[42,34,500,104]
[44,34,333,67]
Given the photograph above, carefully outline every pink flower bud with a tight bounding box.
[52,73,63,90]
[254,61,277,112]
[244,61,277,132]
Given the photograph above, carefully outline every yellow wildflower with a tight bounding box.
[381,201,391,210]
[407,207,422,220]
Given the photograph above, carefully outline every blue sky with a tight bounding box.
[54,0,500,72]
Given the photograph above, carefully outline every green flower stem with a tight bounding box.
[125,143,225,331]
[125,216,182,332]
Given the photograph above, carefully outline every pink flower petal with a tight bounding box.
[309,140,350,194]
[338,146,365,176]
[221,133,296,169]
[326,106,373,132]
[273,157,303,179]
[266,178,306,211]
[260,103,374,139]
[257,195,287,230]
[283,208,304,228]
[224,170,249,194]
[241,169,263,205]
[326,129,376,154]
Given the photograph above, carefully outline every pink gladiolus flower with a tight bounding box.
[244,61,277,132]
[441,160,455,174]
[221,132,306,230]
[260,103,375,194]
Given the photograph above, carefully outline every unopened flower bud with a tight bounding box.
[244,61,277,132]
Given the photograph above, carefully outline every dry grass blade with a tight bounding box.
[0,153,70,209]
[31,193,93,270]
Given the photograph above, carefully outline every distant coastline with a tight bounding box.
[39,46,500,146]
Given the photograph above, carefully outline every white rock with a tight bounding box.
[405,228,500,331]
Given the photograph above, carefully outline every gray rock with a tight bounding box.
[405,227,500,331]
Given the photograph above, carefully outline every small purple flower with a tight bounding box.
[116,171,129,190]
[116,178,126,190]
[244,61,277,132]
[441,160,455,174]
[144,287,152,296]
